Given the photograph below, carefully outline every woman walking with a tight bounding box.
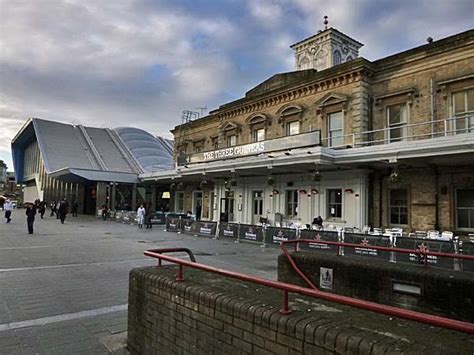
[137,204,146,229]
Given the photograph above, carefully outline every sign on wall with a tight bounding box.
[183,130,321,164]
[320,267,333,290]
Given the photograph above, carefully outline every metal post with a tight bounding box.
[235,222,241,244]
[176,264,184,282]
[279,290,291,315]
[261,224,267,248]
[178,216,182,234]
[213,221,219,240]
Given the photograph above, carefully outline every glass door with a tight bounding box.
[252,190,264,224]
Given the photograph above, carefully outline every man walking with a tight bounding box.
[25,202,36,234]
[58,199,68,224]
[4,199,13,223]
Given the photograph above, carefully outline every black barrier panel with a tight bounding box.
[343,233,391,261]
[218,223,239,239]
[180,218,195,234]
[299,230,339,254]
[395,237,455,268]
[461,242,474,272]
[266,227,297,245]
[151,213,166,225]
[239,224,264,243]
[192,221,217,237]
[165,216,181,232]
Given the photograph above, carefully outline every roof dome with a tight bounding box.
[114,127,174,172]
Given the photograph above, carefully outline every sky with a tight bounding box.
[1,0,473,171]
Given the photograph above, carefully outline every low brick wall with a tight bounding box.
[128,266,472,354]
[278,252,474,322]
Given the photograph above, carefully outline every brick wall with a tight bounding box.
[278,252,474,322]
[128,266,471,354]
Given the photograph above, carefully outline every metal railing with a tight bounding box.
[144,247,474,334]
[320,116,474,149]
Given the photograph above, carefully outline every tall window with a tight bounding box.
[193,141,204,153]
[389,189,408,225]
[285,190,298,217]
[212,137,218,150]
[175,191,184,212]
[327,111,343,147]
[456,188,474,230]
[253,128,265,142]
[387,103,408,142]
[227,134,237,147]
[333,50,342,65]
[452,88,474,133]
[327,189,342,218]
[286,121,300,136]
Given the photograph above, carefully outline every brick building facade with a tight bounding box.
[141,27,474,234]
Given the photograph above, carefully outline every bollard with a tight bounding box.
[235,222,241,244]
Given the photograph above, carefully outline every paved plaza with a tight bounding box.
[0,210,280,354]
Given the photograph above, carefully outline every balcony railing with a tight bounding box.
[321,116,474,149]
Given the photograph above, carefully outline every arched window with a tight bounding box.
[346,55,353,62]
[333,50,342,66]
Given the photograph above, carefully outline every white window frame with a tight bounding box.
[327,111,343,147]
[455,188,474,231]
[286,121,300,136]
[388,188,409,226]
[386,103,409,143]
[227,134,237,147]
[253,127,265,142]
[285,189,299,217]
[451,88,474,134]
[327,188,343,219]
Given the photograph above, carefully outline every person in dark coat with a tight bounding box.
[145,204,154,229]
[71,201,78,217]
[58,200,68,224]
[195,203,202,221]
[38,201,46,219]
[25,203,36,234]
[50,201,57,217]
[102,204,108,221]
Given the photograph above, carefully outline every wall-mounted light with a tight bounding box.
[284,151,291,156]
[272,189,280,195]
[311,188,319,195]
[344,188,354,194]
[299,189,307,195]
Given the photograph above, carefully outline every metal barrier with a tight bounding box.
[144,247,474,334]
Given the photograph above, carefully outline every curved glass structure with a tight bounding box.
[114,127,174,172]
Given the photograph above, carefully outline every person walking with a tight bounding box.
[4,199,13,223]
[38,201,46,219]
[25,202,36,234]
[101,204,108,221]
[50,200,57,217]
[137,204,146,229]
[71,201,78,217]
[58,200,68,224]
[145,204,153,229]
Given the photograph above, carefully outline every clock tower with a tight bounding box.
[291,17,363,71]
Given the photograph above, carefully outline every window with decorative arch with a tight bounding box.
[277,105,304,136]
[219,121,241,147]
[246,114,269,142]
[333,50,342,65]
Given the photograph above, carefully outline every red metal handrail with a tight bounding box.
[144,249,474,334]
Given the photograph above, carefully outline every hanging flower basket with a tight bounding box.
[388,171,402,184]
[267,176,276,185]
[200,180,208,188]
[177,182,184,190]
[312,171,321,181]
[170,183,176,190]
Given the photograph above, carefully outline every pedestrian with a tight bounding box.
[137,204,145,229]
[38,201,46,219]
[50,200,57,217]
[72,201,78,217]
[196,202,202,221]
[312,215,324,229]
[58,200,68,224]
[4,198,13,223]
[25,202,36,234]
[145,204,153,229]
[102,204,108,221]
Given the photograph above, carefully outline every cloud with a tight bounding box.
[0,0,472,172]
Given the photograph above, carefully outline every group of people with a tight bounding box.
[3,198,78,234]
[136,204,154,229]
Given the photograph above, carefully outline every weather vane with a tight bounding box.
[324,15,328,30]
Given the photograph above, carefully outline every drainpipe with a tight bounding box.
[378,172,384,228]
[434,166,440,231]
[430,78,435,138]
